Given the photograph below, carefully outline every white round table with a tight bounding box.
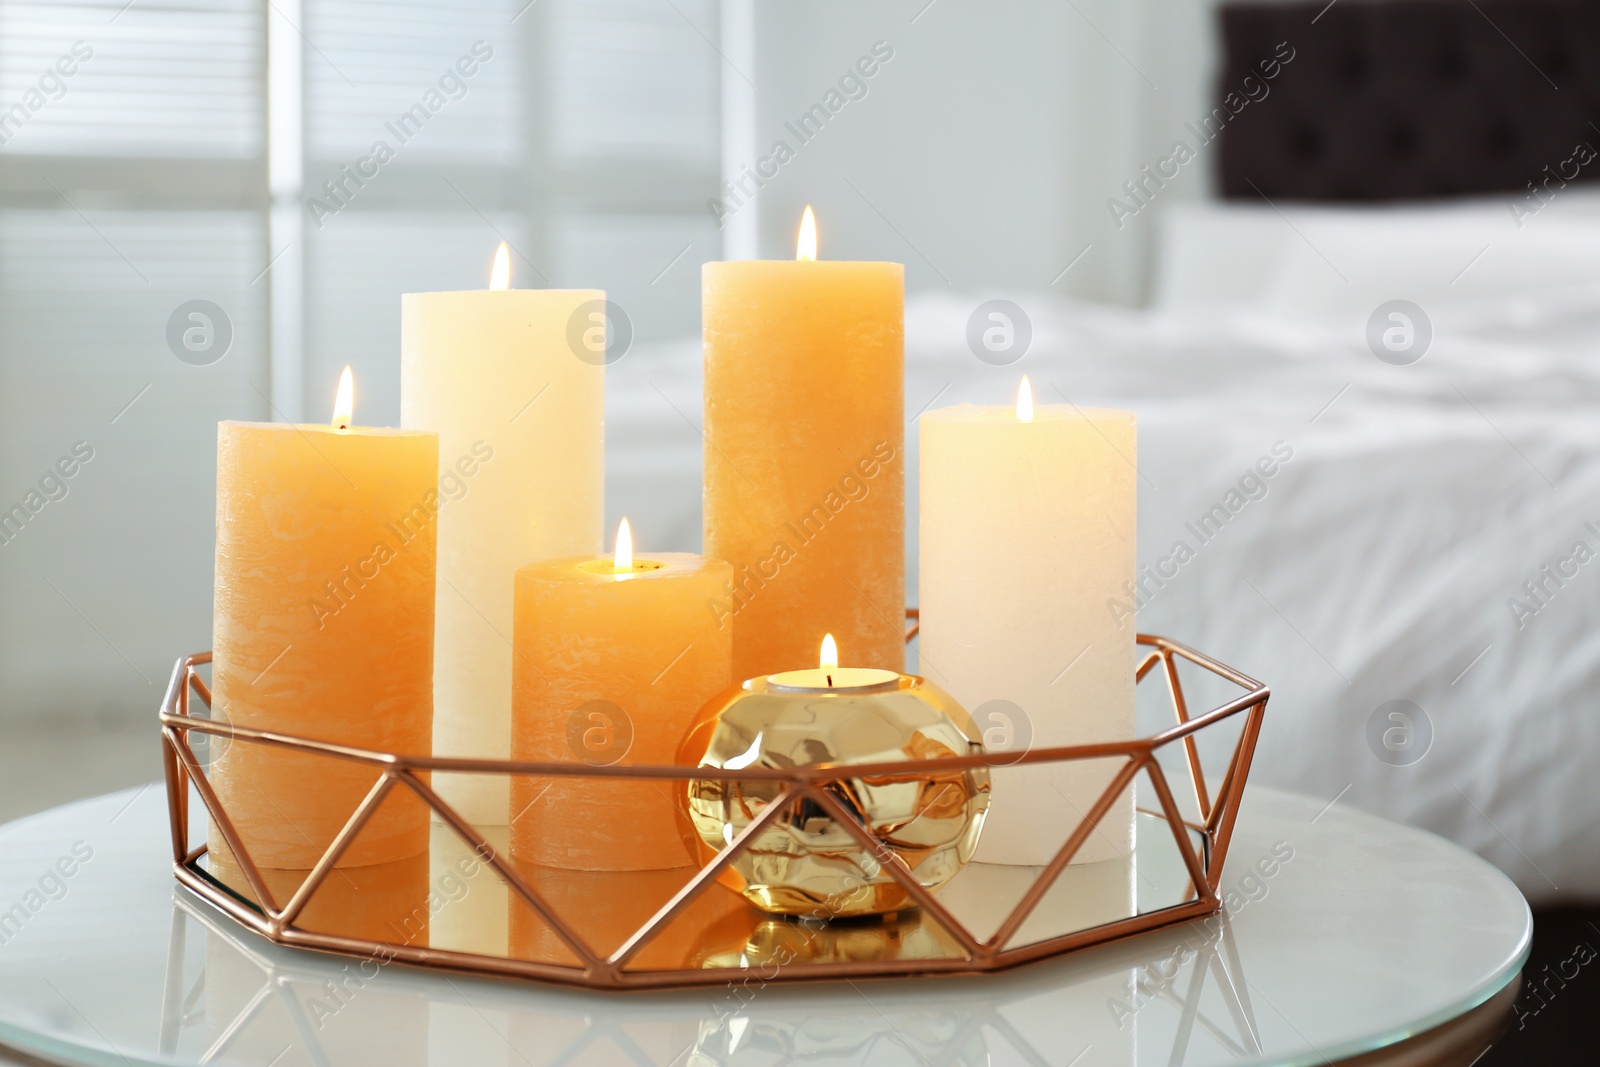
[0,785,1529,1067]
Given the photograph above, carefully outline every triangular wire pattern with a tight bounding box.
[1162,648,1213,820]
[159,633,1269,989]
[988,756,1146,952]
[607,786,802,970]
[397,769,605,973]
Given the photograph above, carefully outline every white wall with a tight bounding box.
[722,0,1239,305]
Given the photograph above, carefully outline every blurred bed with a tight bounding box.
[607,0,1600,906]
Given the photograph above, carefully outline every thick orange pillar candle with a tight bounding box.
[510,520,732,871]
[210,368,437,871]
[703,207,905,679]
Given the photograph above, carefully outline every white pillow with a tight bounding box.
[1154,198,1600,319]
[1151,202,1293,309]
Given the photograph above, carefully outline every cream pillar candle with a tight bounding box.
[428,824,510,958]
[402,245,604,828]
[918,379,1136,866]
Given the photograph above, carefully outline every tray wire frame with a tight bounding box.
[158,627,1268,990]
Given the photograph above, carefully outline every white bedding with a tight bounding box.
[606,280,1600,905]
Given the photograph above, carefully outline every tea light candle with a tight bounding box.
[919,378,1137,866]
[510,520,733,871]
[402,243,605,829]
[210,367,437,871]
[766,634,899,692]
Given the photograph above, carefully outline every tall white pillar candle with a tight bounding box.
[918,382,1135,865]
[402,251,604,827]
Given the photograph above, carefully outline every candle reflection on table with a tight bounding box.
[165,869,1259,1067]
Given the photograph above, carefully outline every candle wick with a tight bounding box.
[826,673,833,688]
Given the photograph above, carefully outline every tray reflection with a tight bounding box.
[196,811,1206,969]
[170,872,1260,1067]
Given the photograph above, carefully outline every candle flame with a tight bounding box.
[796,205,817,261]
[332,365,354,429]
[489,241,510,291]
[819,633,838,670]
[1016,375,1034,423]
[613,517,633,573]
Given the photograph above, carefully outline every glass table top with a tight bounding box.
[0,784,1530,1067]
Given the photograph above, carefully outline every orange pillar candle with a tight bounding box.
[210,368,437,871]
[510,520,733,871]
[703,207,905,679]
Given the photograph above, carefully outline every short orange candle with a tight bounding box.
[703,207,905,679]
[510,520,732,871]
[210,368,437,872]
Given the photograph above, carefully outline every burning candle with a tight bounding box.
[919,378,1137,866]
[210,368,437,871]
[679,633,989,916]
[703,207,905,680]
[510,520,732,871]
[765,633,900,692]
[402,244,605,828]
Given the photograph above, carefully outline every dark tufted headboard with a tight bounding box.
[1217,0,1600,201]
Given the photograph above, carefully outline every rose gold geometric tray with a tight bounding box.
[159,632,1267,990]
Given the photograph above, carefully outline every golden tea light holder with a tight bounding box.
[158,617,1267,991]
[679,670,990,918]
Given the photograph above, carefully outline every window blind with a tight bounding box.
[0,0,723,721]
[0,0,263,158]
[303,0,520,165]
[549,0,719,164]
